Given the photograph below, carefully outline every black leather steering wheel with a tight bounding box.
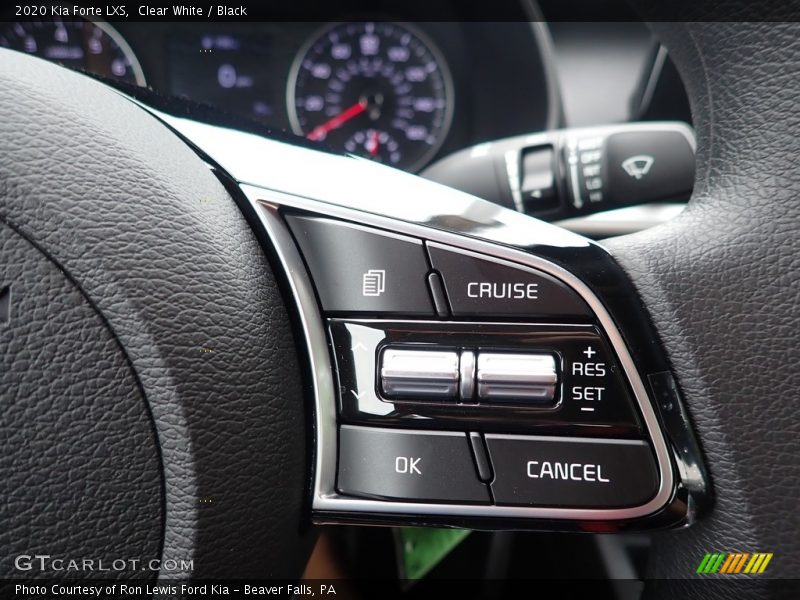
[607,21,800,589]
[0,51,314,578]
[0,19,798,596]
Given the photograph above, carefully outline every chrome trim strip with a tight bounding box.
[240,183,675,521]
[486,433,649,446]
[249,204,338,509]
[458,350,476,402]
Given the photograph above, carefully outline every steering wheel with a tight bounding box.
[0,19,797,596]
[607,20,800,588]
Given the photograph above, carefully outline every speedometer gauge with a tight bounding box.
[0,19,145,86]
[288,22,453,172]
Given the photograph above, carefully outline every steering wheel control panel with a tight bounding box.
[263,208,682,527]
[149,83,709,531]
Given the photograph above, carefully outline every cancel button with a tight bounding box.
[485,435,659,508]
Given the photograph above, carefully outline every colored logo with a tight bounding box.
[697,552,773,575]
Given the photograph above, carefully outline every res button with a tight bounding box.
[426,243,591,319]
[485,435,659,508]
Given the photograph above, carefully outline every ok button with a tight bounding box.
[337,426,490,503]
[395,456,423,475]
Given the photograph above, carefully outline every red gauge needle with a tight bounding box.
[306,100,367,141]
[368,130,380,157]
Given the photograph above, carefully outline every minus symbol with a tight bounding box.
[580,407,595,412]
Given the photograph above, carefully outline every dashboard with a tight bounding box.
[0,16,554,173]
[0,5,694,241]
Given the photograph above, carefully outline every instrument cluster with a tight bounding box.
[0,17,553,172]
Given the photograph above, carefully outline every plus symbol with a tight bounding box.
[582,346,596,358]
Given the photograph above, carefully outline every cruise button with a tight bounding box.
[426,242,591,318]
[338,426,490,503]
[287,215,434,316]
[485,435,658,508]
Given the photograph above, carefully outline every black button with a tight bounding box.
[286,215,434,316]
[338,425,490,503]
[485,435,658,508]
[604,129,694,205]
[427,243,591,319]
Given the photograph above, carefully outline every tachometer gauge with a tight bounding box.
[344,128,402,165]
[0,19,145,85]
[288,22,453,172]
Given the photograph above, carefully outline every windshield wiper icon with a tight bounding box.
[621,155,655,180]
